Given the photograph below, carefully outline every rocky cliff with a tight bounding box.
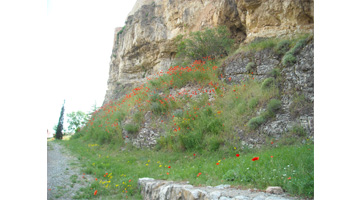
[104,0,314,104]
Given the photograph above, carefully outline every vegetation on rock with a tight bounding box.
[56,32,314,199]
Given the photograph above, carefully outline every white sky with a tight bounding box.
[46,0,137,132]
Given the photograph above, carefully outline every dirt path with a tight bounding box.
[47,141,94,200]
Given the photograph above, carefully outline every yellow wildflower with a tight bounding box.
[159,165,162,167]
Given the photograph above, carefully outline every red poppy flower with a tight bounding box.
[104,175,106,177]
[193,154,196,156]
[288,177,291,180]
[95,178,98,181]
[251,157,259,161]
[271,141,274,144]
[216,163,219,165]
[129,179,131,182]
[271,156,273,158]
[94,190,98,195]
[236,154,240,157]
[168,166,171,168]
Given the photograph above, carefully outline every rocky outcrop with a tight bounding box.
[104,0,313,104]
[138,178,298,200]
[221,37,314,142]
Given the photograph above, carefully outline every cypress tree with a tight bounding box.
[55,100,65,140]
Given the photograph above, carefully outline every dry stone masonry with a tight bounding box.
[138,178,299,200]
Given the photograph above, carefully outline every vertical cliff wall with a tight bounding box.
[104,0,314,104]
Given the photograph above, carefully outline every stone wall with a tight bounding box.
[221,38,314,142]
[138,178,299,200]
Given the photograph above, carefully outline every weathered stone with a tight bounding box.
[138,178,297,200]
[104,0,314,104]
[234,195,250,200]
[219,196,233,200]
[253,195,267,200]
[223,39,314,138]
[266,186,284,195]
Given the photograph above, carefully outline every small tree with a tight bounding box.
[67,111,88,133]
[55,100,65,140]
[176,26,234,61]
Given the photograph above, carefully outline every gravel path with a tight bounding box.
[47,141,94,200]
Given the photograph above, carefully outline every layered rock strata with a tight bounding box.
[104,0,313,104]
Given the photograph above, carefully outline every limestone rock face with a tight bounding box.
[104,0,313,104]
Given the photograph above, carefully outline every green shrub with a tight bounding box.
[275,40,291,55]
[247,116,265,130]
[207,136,223,151]
[282,53,296,66]
[290,124,307,137]
[267,99,282,113]
[150,101,168,115]
[248,97,259,110]
[246,62,256,72]
[261,77,275,90]
[176,26,234,61]
[124,123,139,134]
[203,118,223,135]
[222,169,238,181]
[268,68,281,79]
[179,131,203,150]
[289,39,307,55]
[237,101,248,114]
[71,131,84,140]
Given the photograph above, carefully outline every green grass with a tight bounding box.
[59,139,313,199]
[62,35,314,199]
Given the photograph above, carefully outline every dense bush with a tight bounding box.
[245,62,256,73]
[179,131,203,150]
[281,38,307,66]
[247,116,265,130]
[124,123,139,134]
[275,40,291,55]
[176,26,234,61]
[222,169,238,181]
[268,68,281,78]
[261,77,275,90]
[267,99,282,113]
[282,53,296,66]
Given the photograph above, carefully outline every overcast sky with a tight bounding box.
[46,0,137,132]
